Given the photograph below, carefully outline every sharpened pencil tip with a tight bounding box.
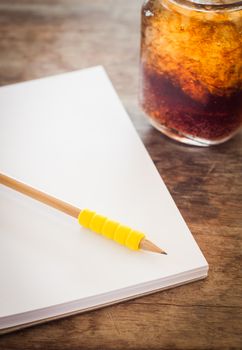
[139,238,166,255]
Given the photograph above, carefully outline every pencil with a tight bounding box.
[0,173,167,255]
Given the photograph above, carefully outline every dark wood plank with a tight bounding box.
[0,0,242,349]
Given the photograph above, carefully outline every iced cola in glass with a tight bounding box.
[140,0,242,146]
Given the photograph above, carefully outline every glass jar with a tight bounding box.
[140,0,242,146]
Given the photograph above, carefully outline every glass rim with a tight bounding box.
[167,0,242,11]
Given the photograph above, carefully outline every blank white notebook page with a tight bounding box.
[0,66,208,324]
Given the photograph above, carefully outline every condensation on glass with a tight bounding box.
[140,0,242,146]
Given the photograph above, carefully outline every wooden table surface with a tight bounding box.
[0,1,241,349]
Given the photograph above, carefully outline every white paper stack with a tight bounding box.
[0,66,208,333]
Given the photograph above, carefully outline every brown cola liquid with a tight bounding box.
[140,0,242,143]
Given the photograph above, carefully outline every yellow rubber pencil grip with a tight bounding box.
[78,209,145,250]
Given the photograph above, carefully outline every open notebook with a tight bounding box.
[0,66,208,333]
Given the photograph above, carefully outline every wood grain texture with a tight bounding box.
[0,0,241,349]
